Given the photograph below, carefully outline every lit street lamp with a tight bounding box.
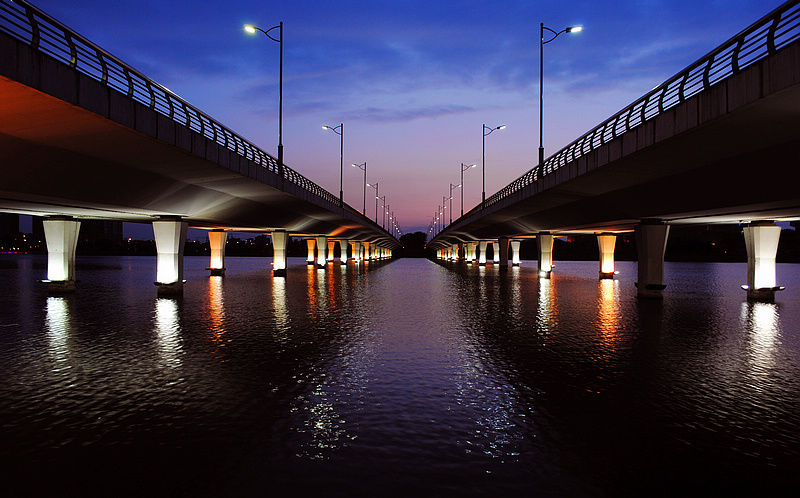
[368,182,379,223]
[461,162,476,216]
[482,124,505,208]
[352,162,367,215]
[449,183,460,224]
[244,22,284,175]
[322,123,344,206]
[539,23,582,178]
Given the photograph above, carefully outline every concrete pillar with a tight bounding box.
[339,240,348,263]
[207,230,226,276]
[316,236,327,268]
[306,239,316,265]
[499,237,509,270]
[362,241,370,261]
[326,241,335,263]
[349,241,358,262]
[153,219,188,295]
[511,240,521,266]
[469,242,478,263]
[537,232,554,278]
[43,217,81,293]
[743,222,784,301]
[478,240,488,265]
[635,220,669,299]
[597,233,617,279]
[272,230,288,277]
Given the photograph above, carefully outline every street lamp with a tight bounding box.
[483,124,505,208]
[322,123,344,206]
[352,162,367,215]
[449,183,460,224]
[539,23,582,178]
[461,162,476,216]
[378,196,386,228]
[244,22,284,175]
[368,182,378,223]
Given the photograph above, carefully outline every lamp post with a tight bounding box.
[449,183,460,224]
[482,124,505,208]
[352,162,367,215]
[378,196,386,228]
[244,22,284,175]
[368,182,379,223]
[461,162,476,216]
[322,123,344,206]
[539,23,582,178]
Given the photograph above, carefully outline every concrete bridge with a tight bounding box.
[429,0,800,301]
[0,0,399,293]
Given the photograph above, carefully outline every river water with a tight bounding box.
[1,255,798,496]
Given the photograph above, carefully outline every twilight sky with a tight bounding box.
[31,0,782,237]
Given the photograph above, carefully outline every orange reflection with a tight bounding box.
[594,279,620,360]
[206,276,227,353]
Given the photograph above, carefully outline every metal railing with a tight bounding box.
[0,0,372,223]
[482,0,800,210]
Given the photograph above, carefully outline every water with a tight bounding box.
[1,255,799,496]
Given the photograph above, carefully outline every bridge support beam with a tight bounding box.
[339,240,348,263]
[207,230,226,276]
[537,233,554,278]
[327,241,336,264]
[478,240,488,265]
[153,219,188,295]
[316,236,327,268]
[635,220,669,299]
[498,237,509,270]
[597,234,617,279]
[306,239,316,265]
[511,240,521,266]
[743,222,784,301]
[272,230,288,277]
[43,217,81,293]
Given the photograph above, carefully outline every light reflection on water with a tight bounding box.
[0,255,799,496]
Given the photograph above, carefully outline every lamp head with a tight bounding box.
[244,25,257,34]
[322,125,330,130]
[566,26,582,33]
[497,125,506,130]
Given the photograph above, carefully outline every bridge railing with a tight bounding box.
[0,0,374,223]
[482,0,800,210]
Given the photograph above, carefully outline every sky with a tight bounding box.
[28,0,783,238]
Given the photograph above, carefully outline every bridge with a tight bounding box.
[0,0,399,293]
[429,0,800,301]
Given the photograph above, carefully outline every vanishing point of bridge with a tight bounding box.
[429,0,800,301]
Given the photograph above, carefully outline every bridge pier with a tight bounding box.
[743,222,784,301]
[153,219,188,295]
[451,243,458,261]
[349,241,358,262]
[469,242,478,263]
[316,236,327,268]
[272,230,288,277]
[635,220,669,299]
[478,240,488,265]
[207,230,226,276]
[597,234,617,279]
[339,240,348,263]
[326,240,335,264]
[511,240,521,266]
[362,241,370,261]
[306,239,316,265]
[499,237,509,270]
[42,217,81,293]
[537,233,554,278]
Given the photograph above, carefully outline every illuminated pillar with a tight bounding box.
[362,241,370,261]
[478,240,488,265]
[153,219,188,295]
[635,220,669,299]
[272,230,288,277]
[207,230,226,276]
[306,239,315,265]
[511,240,521,266]
[597,233,617,279]
[316,236,327,268]
[469,242,478,263]
[327,240,335,263]
[349,241,359,261]
[499,237,509,270]
[743,222,783,301]
[339,240,348,263]
[537,232,554,278]
[43,217,81,293]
